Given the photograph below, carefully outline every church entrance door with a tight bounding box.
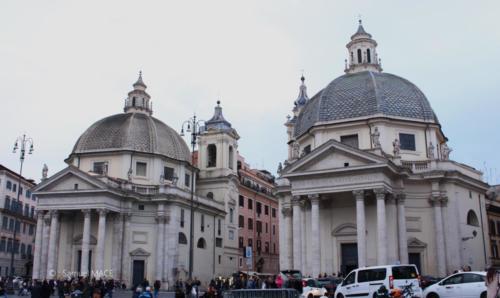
[409,253,421,273]
[340,243,358,276]
[132,260,145,287]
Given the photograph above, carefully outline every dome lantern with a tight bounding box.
[124,71,153,115]
[345,20,383,74]
[293,75,309,116]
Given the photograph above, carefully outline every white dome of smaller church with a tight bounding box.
[69,73,191,163]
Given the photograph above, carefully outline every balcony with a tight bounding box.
[401,160,430,172]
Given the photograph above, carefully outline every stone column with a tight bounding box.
[40,213,51,280]
[291,196,302,270]
[375,188,388,265]
[32,211,44,280]
[397,194,409,264]
[310,194,321,278]
[431,196,447,277]
[96,209,108,275]
[112,214,124,280]
[353,190,366,267]
[46,210,59,279]
[81,209,91,277]
[386,195,398,264]
[300,201,307,274]
[156,215,165,281]
[282,206,293,269]
[121,213,132,285]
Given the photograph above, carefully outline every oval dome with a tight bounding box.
[71,112,191,163]
[294,71,438,137]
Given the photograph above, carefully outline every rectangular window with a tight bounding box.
[265,223,268,233]
[6,181,11,190]
[273,243,276,254]
[93,162,107,174]
[4,197,10,210]
[256,202,262,215]
[24,206,29,217]
[256,221,262,233]
[6,240,12,252]
[218,255,221,264]
[200,214,204,232]
[26,190,31,199]
[15,221,20,232]
[264,205,269,215]
[0,238,5,252]
[29,225,34,235]
[248,218,253,230]
[2,217,7,229]
[184,174,190,187]
[215,238,223,248]
[239,215,244,228]
[265,242,269,253]
[399,133,416,151]
[163,167,174,181]
[180,209,185,228]
[340,134,359,148]
[12,184,16,193]
[248,238,253,247]
[248,199,253,210]
[138,205,145,210]
[217,219,221,236]
[239,196,244,207]
[238,237,244,248]
[229,208,234,223]
[9,219,14,231]
[19,186,23,196]
[303,145,312,154]
[272,225,276,235]
[496,221,500,236]
[30,207,35,218]
[136,162,147,176]
[228,230,234,240]
[272,208,276,218]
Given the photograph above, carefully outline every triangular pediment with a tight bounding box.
[407,237,427,248]
[33,166,107,193]
[283,140,388,175]
[129,247,151,257]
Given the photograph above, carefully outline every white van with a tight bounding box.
[334,264,422,298]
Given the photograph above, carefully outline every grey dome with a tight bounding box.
[71,113,191,163]
[294,71,438,137]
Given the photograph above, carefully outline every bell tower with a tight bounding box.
[198,101,240,179]
[345,20,383,74]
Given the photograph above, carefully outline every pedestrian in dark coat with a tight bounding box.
[41,281,52,298]
[31,281,43,298]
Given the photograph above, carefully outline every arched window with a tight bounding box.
[178,232,187,245]
[207,192,214,200]
[357,49,362,63]
[132,97,136,107]
[228,146,234,169]
[207,144,217,167]
[197,238,206,249]
[367,49,371,63]
[467,210,479,227]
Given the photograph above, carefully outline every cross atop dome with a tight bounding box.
[124,72,153,115]
[345,20,382,74]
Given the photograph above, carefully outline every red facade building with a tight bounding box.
[236,155,279,273]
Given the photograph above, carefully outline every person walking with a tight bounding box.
[153,280,161,298]
[486,267,499,298]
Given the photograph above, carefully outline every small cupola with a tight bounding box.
[293,75,309,114]
[124,71,153,115]
[205,100,233,131]
[345,20,383,74]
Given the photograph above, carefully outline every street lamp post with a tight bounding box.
[11,134,34,276]
[180,115,205,280]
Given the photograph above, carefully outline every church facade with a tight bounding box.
[276,22,490,278]
[32,75,241,287]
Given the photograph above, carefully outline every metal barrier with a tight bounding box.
[223,289,300,298]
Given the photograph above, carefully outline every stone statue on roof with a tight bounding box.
[372,126,381,148]
[393,138,400,157]
[42,164,48,181]
[441,143,452,160]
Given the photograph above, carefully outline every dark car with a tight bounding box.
[420,275,440,289]
[281,270,303,293]
[316,278,342,297]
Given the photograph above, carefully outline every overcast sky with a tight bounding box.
[1,0,499,185]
